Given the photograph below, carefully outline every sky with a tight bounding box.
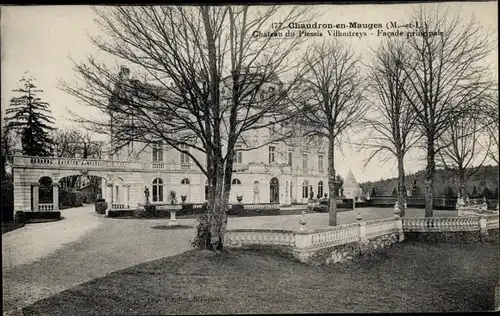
[1,3,498,183]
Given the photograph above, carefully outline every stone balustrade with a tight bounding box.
[224,229,296,248]
[38,203,54,211]
[307,223,360,248]
[486,214,500,229]
[457,205,487,217]
[403,216,482,232]
[12,156,194,172]
[365,218,399,238]
[111,203,125,210]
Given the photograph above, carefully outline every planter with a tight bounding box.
[95,201,107,214]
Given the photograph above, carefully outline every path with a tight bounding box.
[2,205,196,315]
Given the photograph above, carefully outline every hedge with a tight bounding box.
[107,209,135,218]
[15,211,61,223]
[228,204,280,217]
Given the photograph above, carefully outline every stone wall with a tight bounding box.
[405,228,499,244]
[292,232,401,265]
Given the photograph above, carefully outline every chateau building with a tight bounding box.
[101,67,331,207]
[11,67,362,212]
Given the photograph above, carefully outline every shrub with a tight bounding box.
[191,214,212,249]
[1,178,14,222]
[313,205,328,213]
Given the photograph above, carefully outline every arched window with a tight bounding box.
[232,178,241,185]
[181,178,190,185]
[302,181,309,199]
[152,178,163,202]
[318,181,324,198]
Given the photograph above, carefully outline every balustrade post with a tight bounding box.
[479,215,488,237]
[32,183,39,211]
[294,231,312,249]
[52,183,59,211]
[356,214,367,243]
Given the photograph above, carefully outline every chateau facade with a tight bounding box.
[104,136,330,207]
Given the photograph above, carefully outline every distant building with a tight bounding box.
[343,169,363,200]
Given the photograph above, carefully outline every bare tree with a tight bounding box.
[52,127,81,158]
[297,39,368,226]
[358,40,420,217]
[61,5,314,251]
[437,103,490,198]
[481,90,499,165]
[53,127,105,189]
[396,6,495,217]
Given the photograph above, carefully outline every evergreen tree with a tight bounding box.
[444,186,454,197]
[370,187,377,197]
[482,187,492,198]
[495,187,499,198]
[471,185,478,197]
[391,188,398,196]
[5,76,55,156]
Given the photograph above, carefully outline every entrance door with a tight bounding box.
[270,178,279,204]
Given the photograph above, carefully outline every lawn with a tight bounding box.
[23,240,498,314]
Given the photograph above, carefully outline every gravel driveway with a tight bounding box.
[2,205,196,315]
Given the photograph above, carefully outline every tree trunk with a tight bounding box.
[397,154,406,217]
[425,137,435,217]
[209,160,225,251]
[458,169,466,199]
[328,134,337,226]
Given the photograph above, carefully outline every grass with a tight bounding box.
[23,240,498,314]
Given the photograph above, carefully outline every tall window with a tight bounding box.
[318,181,324,198]
[288,152,293,167]
[152,143,163,162]
[269,146,276,164]
[232,178,241,185]
[302,153,308,170]
[318,155,324,172]
[152,178,164,202]
[302,181,309,199]
[180,144,190,164]
[234,150,243,164]
[205,180,209,201]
